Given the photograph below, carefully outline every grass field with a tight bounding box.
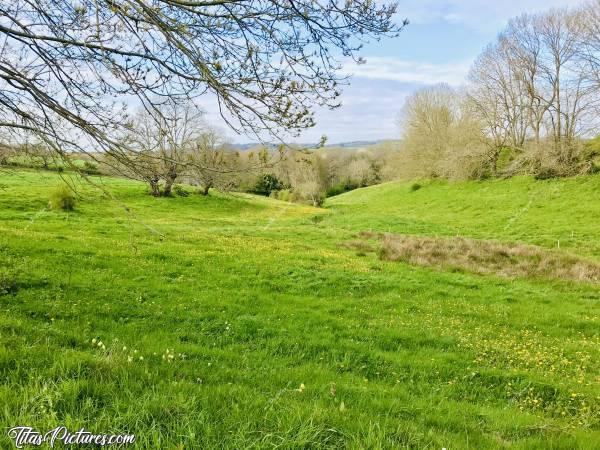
[0,170,599,448]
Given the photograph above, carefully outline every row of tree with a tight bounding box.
[91,102,386,204]
[0,0,407,205]
[1,95,393,205]
[116,104,235,197]
[5,2,599,201]
[0,0,402,174]
[397,2,600,180]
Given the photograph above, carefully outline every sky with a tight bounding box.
[202,0,586,144]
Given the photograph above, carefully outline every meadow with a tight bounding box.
[0,170,598,449]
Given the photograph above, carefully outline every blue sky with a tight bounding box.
[205,0,585,144]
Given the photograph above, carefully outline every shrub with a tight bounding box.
[289,191,298,203]
[325,184,344,197]
[82,161,100,175]
[250,174,283,196]
[270,189,296,203]
[48,185,76,211]
[534,167,559,180]
[518,140,595,179]
[326,179,359,197]
[584,135,600,156]
[410,182,422,192]
[173,185,190,197]
[309,191,326,207]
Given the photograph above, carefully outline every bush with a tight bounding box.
[173,185,190,197]
[48,185,76,211]
[584,135,600,156]
[410,182,422,192]
[519,140,594,179]
[310,191,326,207]
[250,174,283,196]
[583,137,600,174]
[82,161,100,175]
[270,189,296,202]
[534,167,559,180]
[326,179,359,197]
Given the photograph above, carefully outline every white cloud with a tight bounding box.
[197,57,472,143]
[397,0,585,31]
[345,57,471,86]
[295,78,415,143]
[194,0,589,143]
[442,13,463,24]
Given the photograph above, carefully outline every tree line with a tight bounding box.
[0,0,406,205]
[0,0,402,175]
[3,1,600,205]
[395,2,600,180]
[0,96,395,206]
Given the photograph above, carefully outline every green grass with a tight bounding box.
[0,170,598,449]
[326,176,600,259]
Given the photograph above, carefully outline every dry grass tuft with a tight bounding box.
[341,231,384,254]
[378,234,600,283]
[341,239,377,254]
[357,230,384,240]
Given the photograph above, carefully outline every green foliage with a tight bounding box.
[0,171,598,448]
[82,160,100,175]
[312,190,326,207]
[48,184,76,211]
[0,267,18,295]
[584,137,600,173]
[270,189,296,202]
[250,173,283,196]
[327,174,600,258]
[585,135,600,155]
[173,185,190,197]
[534,167,560,180]
[410,182,422,192]
[326,179,359,197]
[496,146,517,172]
[0,253,20,295]
[309,214,324,224]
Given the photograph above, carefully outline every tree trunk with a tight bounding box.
[202,184,211,196]
[163,172,177,197]
[149,177,161,197]
[489,147,501,176]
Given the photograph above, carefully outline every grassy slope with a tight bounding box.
[0,170,598,449]
[326,176,600,259]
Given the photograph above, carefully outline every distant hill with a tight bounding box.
[230,139,397,151]
[325,140,381,148]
